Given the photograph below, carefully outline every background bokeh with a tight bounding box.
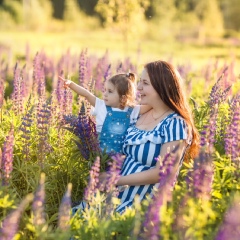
[0,0,240,68]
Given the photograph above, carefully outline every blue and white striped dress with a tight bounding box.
[116,112,190,213]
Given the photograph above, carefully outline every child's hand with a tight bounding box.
[59,76,72,88]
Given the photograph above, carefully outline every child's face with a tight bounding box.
[103,80,121,108]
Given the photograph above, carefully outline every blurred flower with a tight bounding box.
[32,173,46,226]
[0,78,4,108]
[63,101,101,162]
[0,194,33,240]
[186,149,214,201]
[58,183,72,231]
[84,157,100,203]
[215,195,240,240]
[142,147,180,239]
[1,126,14,186]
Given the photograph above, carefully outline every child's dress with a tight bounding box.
[92,98,140,154]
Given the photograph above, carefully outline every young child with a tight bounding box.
[59,73,151,154]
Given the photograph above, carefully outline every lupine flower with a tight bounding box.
[11,63,24,114]
[0,77,4,108]
[116,62,122,73]
[142,147,180,240]
[0,194,33,240]
[58,183,72,231]
[186,149,214,201]
[32,52,40,96]
[103,64,111,82]
[79,49,87,86]
[225,98,240,165]
[19,97,34,161]
[36,99,52,168]
[84,157,100,203]
[32,173,46,226]
[1,126,14,186]
[63,101,101,162]
[215,195,240,240]
[62,87,73,115]
[103,154,125,215]
[209,67,231,108]
[105,153,125,193]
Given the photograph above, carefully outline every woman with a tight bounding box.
[111,60,199,213]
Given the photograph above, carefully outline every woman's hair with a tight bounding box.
[145,60,199,160]
[108,73,136,109]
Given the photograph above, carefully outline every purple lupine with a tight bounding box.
[11,63,24,114]
[215,195,240,240]
[103,154,125,215]
[55,70,65,112]
[36,100,52,168]
[209,67,231,108]
[32,173,46,226]
[186,149,214,201]
[1,126,14,186]
[0,194,33,240]
[0,77,4,109]
[37,62,46,99]
[62,87,73,115]
[20,64,27,99]
[63,101,101,162]
[95,58,105,92]
[103,64,111,82]
[116,62,123,73]
[19,105,33,161]
[79,49,87,86]
[142,147,180,240]
[224,95,240,164]
[58,183,72,231]
[105,153,125,193]
[84,157,100,203]
[32,52,40,96]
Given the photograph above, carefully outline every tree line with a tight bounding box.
[0,0,239,42]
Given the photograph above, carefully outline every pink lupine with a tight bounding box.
[0,194,33,240]
[1,126,14,186]
[186,149,214,201]
[215,195,240,240]
[0,78,4,108]
[143,148,181,240]
[225,97,240,164]
[84,157,100,203]
[32,173,46,226]
[58,183,72,231]
[11,63,24,114]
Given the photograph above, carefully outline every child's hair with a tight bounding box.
[108,72,136,109]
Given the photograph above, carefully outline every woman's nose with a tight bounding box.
[137,81,142,90]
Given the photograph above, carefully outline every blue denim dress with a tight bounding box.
[99,106,133,154]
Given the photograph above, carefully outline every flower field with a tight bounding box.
[0,47,240,239]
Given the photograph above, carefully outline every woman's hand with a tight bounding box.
[58,76,72,88]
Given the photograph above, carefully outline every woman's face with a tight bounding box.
[137,68,160,105]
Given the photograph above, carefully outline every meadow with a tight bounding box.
[0,29,240,239]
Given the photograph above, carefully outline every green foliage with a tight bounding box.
[95,0,150,42]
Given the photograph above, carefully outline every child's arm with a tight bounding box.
[139,105,152,114]
[59,76,96,107]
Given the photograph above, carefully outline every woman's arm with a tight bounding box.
[59,76,96,107]
[116,140,187,186]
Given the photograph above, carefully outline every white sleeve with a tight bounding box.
[130,105,140,123]
[91,98,107,133]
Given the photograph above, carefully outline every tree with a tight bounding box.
[95,0,149,52]
[195,0,224,42]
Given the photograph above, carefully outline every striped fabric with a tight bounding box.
[116,112,190,213]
